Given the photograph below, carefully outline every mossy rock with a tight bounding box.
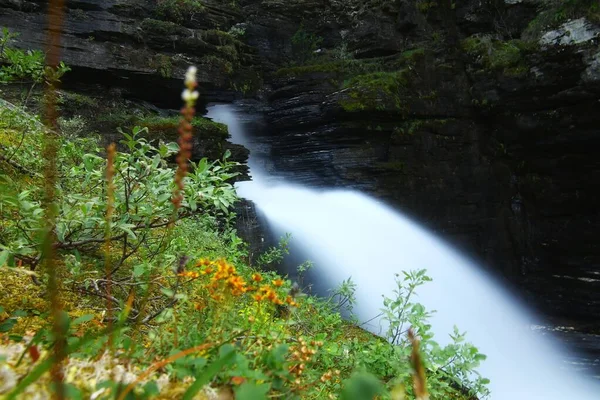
[523,0,600,40]
[140,18,190,37]
[462,36,537,76]
[339,70,412,113]
[153,0,206,25]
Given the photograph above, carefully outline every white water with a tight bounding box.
[207,104,600,399]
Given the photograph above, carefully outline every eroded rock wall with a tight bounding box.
[2,0,599,329]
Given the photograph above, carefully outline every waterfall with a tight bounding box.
[206,103,600,399]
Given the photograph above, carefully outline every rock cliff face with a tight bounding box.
[0,0,260,107]
[242,0,600,329]
[2,0,600,367]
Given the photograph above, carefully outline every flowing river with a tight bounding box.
[206,103,600,399]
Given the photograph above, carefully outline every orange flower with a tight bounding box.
[201,266,213,275]
[178,271,200,279]
[285,295,298,307]
[265,290,278,303]
[253,294,263,302]
[196,258,212,267]
[259,285,270,293]
[272,279,285,287]
[194,303,205,311]
[252,273,263,282]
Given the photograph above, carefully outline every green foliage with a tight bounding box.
[228,25,246,39]
[0,28,70,86]
[328,277,357,315]
[0,122,239,278]
[523,0,600,39]
[0,27,18,58]
[154,0,206,24]
[255,233,290,269]
[462,36,535,76]
[153,54,173,78]
[140,18,188,37]
[380,270,490,398]
[98,112,228,142]
[291,26,323,64]
[275,58,384,78]
[339,70,411,112]
[0,56,488,399]
[201,54,235,75]
[416,0,437,14]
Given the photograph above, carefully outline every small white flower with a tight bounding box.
[185,66,197,86]
[90,388,107,400]
[181,89,199,102]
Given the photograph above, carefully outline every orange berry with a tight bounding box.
[231,376,245,385]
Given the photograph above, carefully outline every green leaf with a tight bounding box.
[0,250,10,267]
[143,381,160,396]
[182,344,236,400]
[166,142,179,153]
[235,382,270,400]
[133,264,146,277]
[197,158,208,174]
[62,383,83,400]
[12,310,27,317]
[8,334,23,342]
[0,318,17,332]
[266,344,289,369]
[71,314,95,326]
[117,224,137,240]
[341,373,385,400]
[157,192,171,203]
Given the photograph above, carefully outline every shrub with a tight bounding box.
[291,26,323,64]
[0,64,489,399]
[154,0,206,25]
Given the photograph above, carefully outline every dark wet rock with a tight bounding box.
[0,0,259,107]
[234,198,271,264]
[237,0,600,365]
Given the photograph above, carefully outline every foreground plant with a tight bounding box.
[0,62,489,399]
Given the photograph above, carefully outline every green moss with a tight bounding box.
[151,54,173,78]
[200,30,240,47]
[138,115,229,139]
[462,36,536,76]
[523,0,600,39]
[96,113,228,140]
[416,0,437,13]
[153,0,206,24]
[275,62,344,77]
[378,161,406,172]
[339,70,411,113]
[344,70,409,92]
[57,91,100,110]
[274,59,385,78]
[140,18,188,36]
[201,55,234,75]
[400,48,426,62]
